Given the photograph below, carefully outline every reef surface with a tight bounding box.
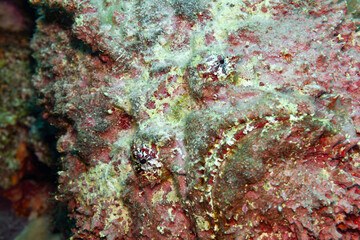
[30,0,360,239]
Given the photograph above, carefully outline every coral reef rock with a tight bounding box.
[30,0,360,239]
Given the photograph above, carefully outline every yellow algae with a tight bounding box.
[152,186,165,204]
[195,215,210,231]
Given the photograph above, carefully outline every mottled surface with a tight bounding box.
[0,0,56,191]
[0,1,62,239]
[0,17,34,189]
[30,0,360,239]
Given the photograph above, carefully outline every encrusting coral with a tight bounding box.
[30,0,360,239]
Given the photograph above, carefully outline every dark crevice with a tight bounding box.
[51,202,76,238]
[39,5,74,28]
[70,36,99,56]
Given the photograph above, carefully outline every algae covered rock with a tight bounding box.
[30,0,360,239]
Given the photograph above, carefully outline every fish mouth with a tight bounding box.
[183,88,358,236]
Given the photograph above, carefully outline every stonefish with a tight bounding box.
[30,0,360,239]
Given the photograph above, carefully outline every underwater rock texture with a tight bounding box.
[30,0,360,239]
[0,0,56,216]
[0,0,35,190]
[0,1,63,238]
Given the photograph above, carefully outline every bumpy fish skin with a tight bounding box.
[30,0,360,239]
